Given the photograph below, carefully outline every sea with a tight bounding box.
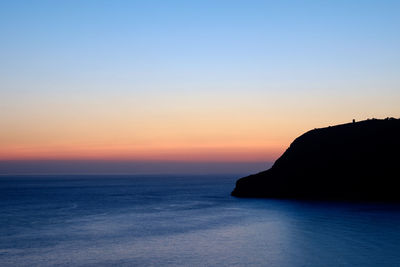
[1,174,400,267]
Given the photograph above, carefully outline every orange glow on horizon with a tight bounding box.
[0,143,285,162]
[2,88,388,164]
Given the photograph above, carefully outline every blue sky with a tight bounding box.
[2,0,399,93]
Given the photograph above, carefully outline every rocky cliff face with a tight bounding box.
[231,118,400,200]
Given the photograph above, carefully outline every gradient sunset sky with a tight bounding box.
[1,1,399,173]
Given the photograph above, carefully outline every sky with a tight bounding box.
[1,0,399,174]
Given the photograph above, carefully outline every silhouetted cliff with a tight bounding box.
[232,118,400,200]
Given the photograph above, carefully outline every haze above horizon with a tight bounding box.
[1,1,400,173]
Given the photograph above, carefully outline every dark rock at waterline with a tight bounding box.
[231,118,400,200]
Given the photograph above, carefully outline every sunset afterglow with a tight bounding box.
[1,1,399,173]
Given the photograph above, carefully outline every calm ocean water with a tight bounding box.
[1,175,400,266]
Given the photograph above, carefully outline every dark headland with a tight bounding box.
[232,118,400,200]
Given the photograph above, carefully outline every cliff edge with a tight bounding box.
[231,118,400,200]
